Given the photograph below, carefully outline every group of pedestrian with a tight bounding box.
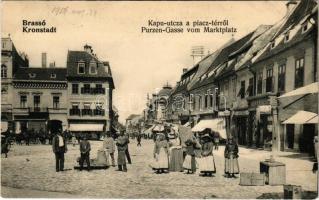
[52,129,133,173]
[150,127,240,178]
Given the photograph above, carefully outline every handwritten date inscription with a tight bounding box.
[51,6,97,17]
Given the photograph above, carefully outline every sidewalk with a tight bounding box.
[213,145,317,191]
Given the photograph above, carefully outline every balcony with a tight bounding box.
[81,88,106,95]
[93,109,105,116]
[70,109,81,116]
[247,92,278,109]
[82,109,93,116]
[29,107,48,112]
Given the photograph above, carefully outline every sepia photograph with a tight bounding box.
[1,0,318,199]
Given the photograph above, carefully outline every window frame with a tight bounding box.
[53,96,60,109]
[89,62,97,74]
[78,62,85,74]
[1,64,7,78]
[72,83,79,94]
[266,68,273,92]
[278,64,286,92]
[20,95,27,108]
[294,57,305,88]
[33,95,41,108]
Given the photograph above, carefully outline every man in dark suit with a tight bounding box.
[52,130,67,172]
[124,132,132,164]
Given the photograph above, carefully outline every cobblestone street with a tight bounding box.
[1,139,317,198]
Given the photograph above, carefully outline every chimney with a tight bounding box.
[286,0,297,16]
[41,52,47,68]
[183,68,188,73]
[84,44,93,54]
[49,61,55,68]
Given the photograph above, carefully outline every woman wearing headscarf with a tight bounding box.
[224,135,239,178]
[197,130,216,176]
[150,133,170,174]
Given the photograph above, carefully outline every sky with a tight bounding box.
[2,1,287,123]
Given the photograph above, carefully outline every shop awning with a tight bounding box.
[306,115,318,124]
[69,124,104,131]
[282,111,318,124]
[192,118,224,132]
[279,82,318,98]
[1,121,8,133]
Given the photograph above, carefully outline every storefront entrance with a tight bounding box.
[300,124,315,156]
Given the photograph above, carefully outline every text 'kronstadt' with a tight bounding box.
[141,19,237,34]
[22,20,57,33]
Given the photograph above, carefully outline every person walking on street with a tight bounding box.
[71,133,77,147]
[52,130,67,172]
[116,131,128,172]
[224,135,239,178]
[103,132,116,167]
[124,132,132,164]
[79,135,91,171]
[137,133,142,147]
[213,131,220,150]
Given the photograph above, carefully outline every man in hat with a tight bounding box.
[116,130,128,172]
[79,134,91,171]
[52,129,67,172]
[103,132,115,167]
[124,131,132,164]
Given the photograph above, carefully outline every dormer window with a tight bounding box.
[78,63,85,74]
[302,23,308,33]
[89,61,97,74]
[284,32,290,43]
[50,73,56,78]
[29,73,36,78]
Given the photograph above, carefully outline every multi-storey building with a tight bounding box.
[12,67,68,134]
[167,67,198,124]
[158,0,317,154]
[249,0,318,153]
[1,37,29,134]
[67,45,114,139]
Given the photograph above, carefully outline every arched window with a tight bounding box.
[1,64,7,78]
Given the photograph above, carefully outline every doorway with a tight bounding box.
[286,124,294,149]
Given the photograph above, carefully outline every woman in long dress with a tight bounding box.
[183,135,201,174]
[224,136,239,178]
[197,133,216,176]
[150,133,170,174]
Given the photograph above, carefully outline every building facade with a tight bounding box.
[67,45,114,139]
[12,67,68,134]
[1,37,29,134]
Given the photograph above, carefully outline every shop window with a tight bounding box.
[278,64,286,92]
[266,68,273,92]
[295,57,304,88]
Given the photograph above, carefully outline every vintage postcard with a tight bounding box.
[1,0,318,199]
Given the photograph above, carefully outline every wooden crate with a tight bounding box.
[240,173,265,186]
[260,161,286,186]
[284,185,302,199]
